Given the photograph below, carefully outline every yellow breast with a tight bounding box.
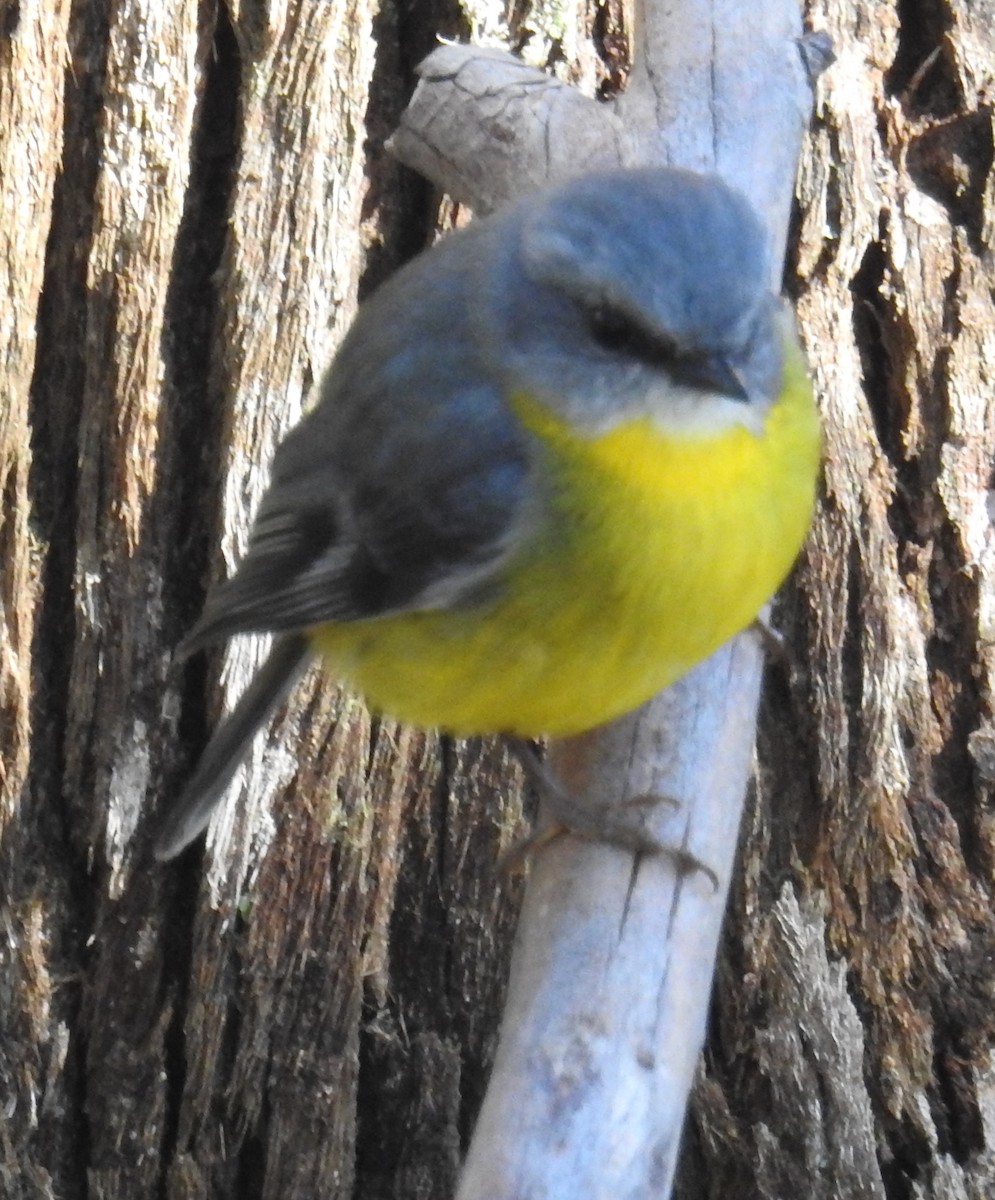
[312,351,820,736]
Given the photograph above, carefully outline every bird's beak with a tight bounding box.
[671,353,751,403]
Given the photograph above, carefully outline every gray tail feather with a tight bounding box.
[154,633,312,861]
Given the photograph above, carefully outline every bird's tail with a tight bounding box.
[154,633,312,861]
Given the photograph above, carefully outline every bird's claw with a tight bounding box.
[502,739,720,890]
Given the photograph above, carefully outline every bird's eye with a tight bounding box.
[586,304,677,366]
[587,305,638,353]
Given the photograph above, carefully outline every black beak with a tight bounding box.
[670,352,750,402]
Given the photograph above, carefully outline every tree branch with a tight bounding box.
[389,3,825,1196]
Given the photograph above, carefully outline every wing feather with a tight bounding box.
[184,221,534,655]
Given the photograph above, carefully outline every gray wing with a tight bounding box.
[159,220,532,861]
[184,222,532,655]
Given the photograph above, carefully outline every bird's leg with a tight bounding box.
[502,737,719,889]
[750,614,799,674]
[751,614,785,660]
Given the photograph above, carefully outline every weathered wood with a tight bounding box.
[390,3,815,1191]
[1,1,81,1193]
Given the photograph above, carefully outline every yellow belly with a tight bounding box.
[311,357,820,736]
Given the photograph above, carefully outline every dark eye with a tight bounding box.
[586,304,677,366]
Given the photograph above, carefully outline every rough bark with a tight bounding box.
[2,1,994,1199]
[683,4,995,1197]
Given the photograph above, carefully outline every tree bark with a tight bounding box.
[683,5,995,1197]
[2,1,994,1199]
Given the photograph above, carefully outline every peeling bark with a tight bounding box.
[686,5,995,1196]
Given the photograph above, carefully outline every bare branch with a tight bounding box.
[388,45,629,213]
[389,3,823,1196]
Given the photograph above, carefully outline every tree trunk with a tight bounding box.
[2,1,993,1199]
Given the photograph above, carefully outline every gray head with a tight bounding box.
[481,168,783,436]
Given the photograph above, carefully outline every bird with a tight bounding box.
[154,167,821,862]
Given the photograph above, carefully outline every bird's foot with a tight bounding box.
[502,737,719,890]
